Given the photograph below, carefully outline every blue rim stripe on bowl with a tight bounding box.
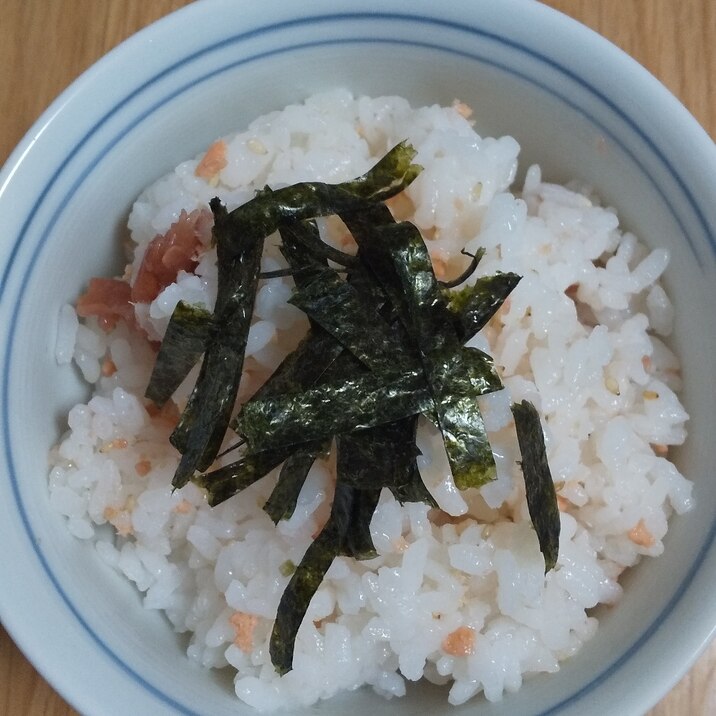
[2,11,714,715]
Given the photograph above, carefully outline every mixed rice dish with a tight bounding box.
[49,91,692,711]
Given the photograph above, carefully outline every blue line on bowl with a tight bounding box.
[2,11,714,716]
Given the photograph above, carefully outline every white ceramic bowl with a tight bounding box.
[1,1,714,714]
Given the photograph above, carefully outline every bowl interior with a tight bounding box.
[2,3,715,715]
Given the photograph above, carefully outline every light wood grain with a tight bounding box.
[0,1,713,714]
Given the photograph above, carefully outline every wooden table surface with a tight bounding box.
[0,1,714,714]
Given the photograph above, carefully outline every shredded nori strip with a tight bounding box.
[249,330,344,405]
[245,225,346,405]
[423,347,503,489]
[219,142,421,258]
[262,441,326,524]
[338,417,435,509]
[194,446,295,507]
[258,267,300,279]
[437,248,485,289]
[370,220,503,487]
[169,199,265,487]
[288,265,409,371]
[145,301,213,406]
[278,218,360,271]
[339,203,413,328]
[340,485,382,560]
[270,480,354,675]
[283,231,359,268]
[141,140,559,674]
[444,272,522,342]
[511,400,560,573]
[334,207,501,486]
[237,368,432,453]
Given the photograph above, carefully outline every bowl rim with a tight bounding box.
[1,2,714,715]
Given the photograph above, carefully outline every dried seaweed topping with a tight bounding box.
[444,272,522,342]
[338,417,435,508]
[287,263,409,371]
[194,446,294,507]
[511,400,560,573]
[269,481,355,675]
[437,248,485,289]
[245,224,347,404]
[365,220,503,488]
[236,367,432,453]
[252,330,344,405]
[339,486,383,560]
[145,301,213,406]
[169,198,265,487]
[338,203,413,327]
[335,208,500,488]
[219,141,421,258]
[141,140,559,675]
[262,441,327,524]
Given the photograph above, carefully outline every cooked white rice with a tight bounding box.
[49,90,692,710]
